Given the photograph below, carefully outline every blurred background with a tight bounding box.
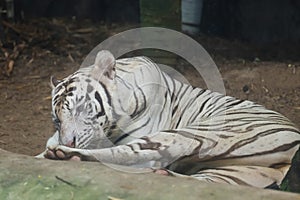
[0,0,299,193]
[4,0,300,45]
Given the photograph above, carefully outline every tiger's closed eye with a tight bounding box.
[53,118,61,129]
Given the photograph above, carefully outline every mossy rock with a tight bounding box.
[0,149,299,200]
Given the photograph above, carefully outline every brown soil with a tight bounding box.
[0,19,299,190]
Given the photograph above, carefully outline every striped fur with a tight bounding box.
[39,50,300,188]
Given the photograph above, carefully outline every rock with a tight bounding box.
[0,149,299,199]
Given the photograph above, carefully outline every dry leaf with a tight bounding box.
[107,196,124,200]
[6,60,14,76]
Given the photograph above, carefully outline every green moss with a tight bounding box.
[1,150,299,199]
[0,174,129,200]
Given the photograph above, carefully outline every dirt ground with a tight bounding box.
[0,19,299,190]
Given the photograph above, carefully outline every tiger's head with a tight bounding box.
[51,50,117,149]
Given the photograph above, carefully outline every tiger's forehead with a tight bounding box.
[52,73,88,110]
[53,68,99,92]
[52,69,108,117]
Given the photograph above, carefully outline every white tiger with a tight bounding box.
[37,50,300,189]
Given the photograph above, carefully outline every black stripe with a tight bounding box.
[172,81,183,106]
[225,111,278,116]
[95,91,105,117]
[116,75,132,90]
[130,79,147,118]
[127,117,151,135]
[198,95,211,114]
[99,82,112,106]
[67,86,77,92]
[114,134,129,144]
[117,61,131,66]
[226,99,245,107]
[206,139,300,162]
[172,105,178,116]
[175,116,183,128]
[189,97,211,123]
[176,85,189,105]
[158,91,169,125]
[55,85,64,93]
[173,85,191,128]
[53,94,60,104]
[162,73,180,118]
[174,87,206,122]
[161,72,175,101]
[204,95,226,117]
[114,117,152,144]
[130,90,139,117]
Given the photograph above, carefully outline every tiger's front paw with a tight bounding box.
[45,145,81,161]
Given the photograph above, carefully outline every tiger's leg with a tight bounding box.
[44,131,201,165]
[187,165,289,189]
[43,127,299,188]
[152,164,288,189]
[170,126,299,188]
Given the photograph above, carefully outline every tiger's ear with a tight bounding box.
[91,50,116,82]
[50,76,61,89]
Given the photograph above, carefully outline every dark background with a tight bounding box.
[9,0,300,45]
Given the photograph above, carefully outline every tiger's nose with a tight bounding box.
[66,136,76,148]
